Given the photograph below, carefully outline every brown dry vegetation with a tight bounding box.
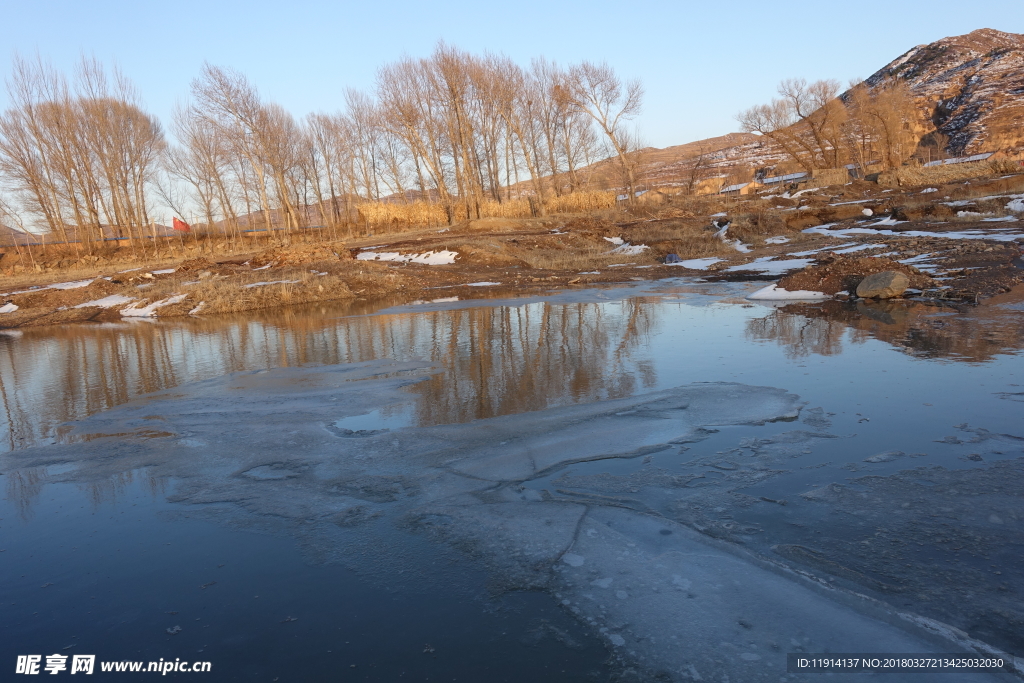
[359,192,618,231]
[3,166,1024,329]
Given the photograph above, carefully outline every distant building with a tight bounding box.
[760,171,809,186]
[719,181,763,196]
[922,152,993,167]
[694,176,727,196]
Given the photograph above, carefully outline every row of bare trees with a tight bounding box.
[737,77,919,175]
[0,57,165,246]
[0,45,645,243]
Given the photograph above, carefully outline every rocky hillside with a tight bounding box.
[867,28,1024,155]
[631,28,1024,187]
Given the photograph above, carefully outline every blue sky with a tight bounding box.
[3,0,1022,149]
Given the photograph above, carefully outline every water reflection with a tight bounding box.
[4,461,169,519]
[746,293,1024,362]
[8,283,1023,457]
[0,295,656,453]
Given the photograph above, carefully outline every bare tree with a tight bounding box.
[565,61,644,200]
[846,80,917,170]
[0,55,163,248]
[738,78,845,172]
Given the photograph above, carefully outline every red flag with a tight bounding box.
[172,217,191,233]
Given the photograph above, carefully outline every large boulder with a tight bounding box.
[856,270,909,299]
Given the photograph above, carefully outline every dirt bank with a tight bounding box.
[2,172,1022,328]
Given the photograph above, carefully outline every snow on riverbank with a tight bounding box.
[74,294,136,309]
[726,257,814,275]
[356,250,459,265]
[804,224,1024,242]
[746,284,829,300]
[120,294,187,317]
[670,257,723,270]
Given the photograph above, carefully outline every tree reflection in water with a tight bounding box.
[746,295,1024,362]
[0,296,656,454]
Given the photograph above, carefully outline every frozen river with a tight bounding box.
[1,279,1022,681]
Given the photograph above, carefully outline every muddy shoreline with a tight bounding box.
[2,174,1023,329]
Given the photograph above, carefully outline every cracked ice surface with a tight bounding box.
[555,507,960,680]
[5,358,1009,682]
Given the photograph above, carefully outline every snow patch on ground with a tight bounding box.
[74,294,136,309]
[714,225,752,253]
[466,282,501,287]
[356,250,459,265]
[0,302,18,313]
[747,284,829,301]
[603,236,625,246]
[788,242,859,256]
[610,243,649,255]
[119,294,188,317]
[48,278,96,290]
[671,258,723,270]
[726,257,814,275]
[244,280,300,288]
[832,243,887,254]
[804,225,1024,242]
[764,236,789,244]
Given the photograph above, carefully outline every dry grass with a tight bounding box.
[359,202,449,229]
[358,191,618,230]
[546,191,617,213]
[988,159,1024,175]
[635,196,736,224]
[97,263,395,317]
[513,242,650,271]
[724,210,789,243]
[133,261,417,316]
[878,160,1014,188]
[619,220,734,260]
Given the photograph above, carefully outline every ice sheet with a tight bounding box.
[5,349,1014,681]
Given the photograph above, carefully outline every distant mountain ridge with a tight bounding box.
[866,28,1024,155]
[633,28,1024,188]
